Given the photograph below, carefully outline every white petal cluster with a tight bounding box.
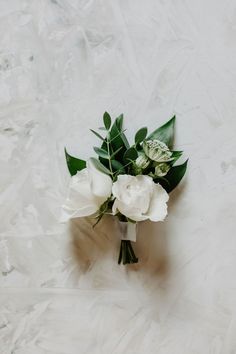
[112,175,169,222]
[133,152,150,174]
[61,158,112,221]
[143,139,172,162]
[62,160,169,223]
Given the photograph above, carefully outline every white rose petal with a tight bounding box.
[146,183,169,221]
[112,174,169,222]
[87,158,113,198]
[61,159,112,222]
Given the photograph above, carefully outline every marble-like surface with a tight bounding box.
[1,0,236,353]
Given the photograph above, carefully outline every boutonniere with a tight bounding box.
[62,113,188,265]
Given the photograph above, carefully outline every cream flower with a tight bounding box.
[133,152,150,174]
[155,163,170,177]
[61,158,112,221]
[112,175,169,222]
[143,139,172,162]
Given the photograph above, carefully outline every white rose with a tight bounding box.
[61,158,112,221]
[112,175,169,222]
[143,139,172,162]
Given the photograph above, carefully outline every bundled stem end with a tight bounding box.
[118,240,138,265]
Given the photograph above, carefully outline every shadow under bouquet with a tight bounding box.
[62,113,188,265]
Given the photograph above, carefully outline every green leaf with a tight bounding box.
[111,146,123,159]
[157,159,188,193]
[147,116,176,149]
[135,127,148,145]
[171,150,183,158]
[98,127,107,131]
[94,147,109,159]
[99,114,130,167]
[115,114,124,130]
[64,148,86,176]
[124,147,138,163]
[93,214,104,228]
[93,200,109,228]
[112,114,129,149]
[103,112,111,130]
[110,129,127,143]
[111,160,125,171]
[89,157,111,175]
[90,129,104,141]
[135,142,143,151]
[171,150,183,164]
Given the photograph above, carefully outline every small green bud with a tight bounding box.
[154,163,170,177]
[132,152,150,175]
[135,152,150,169]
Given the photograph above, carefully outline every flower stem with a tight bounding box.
[118,240,138,265]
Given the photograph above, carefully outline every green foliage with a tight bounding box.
[94,146,109,159]
[110,114,130,150]
[103,112,112,130]
[90,129,104,141]
[157,160,188,193]
[123,147,138,163]
[111,146,123,159]
[93,197,111,228]
[89,157,111,175]
[64,148,86,176]
[171,150,183,158]
[147,116,175,149]
[111,160,125,173]
[170,150,183,164]
[135,127,147,145]
[65,113,188,196]
[99,114,130,170]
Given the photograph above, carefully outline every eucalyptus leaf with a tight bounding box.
[124,147,138,163]
[90,129,104,141]
[110,129,127,143]
[64,148,86,176]
[147,116,175,149]
[171,150,183,164]
[111,146,123,159]
[89,157,111,175]
[100,115,129,167]
[111,160,124,171]
[157,159,188,193]
[93,199,109,227]
[103,112,111,130]
[94,147,109,159]
[112,114,129,149]
[115,114,124,130]
[135,127,147,145]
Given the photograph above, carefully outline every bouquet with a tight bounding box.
[62,113,188,265]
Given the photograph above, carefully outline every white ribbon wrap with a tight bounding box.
[116,220,137,242]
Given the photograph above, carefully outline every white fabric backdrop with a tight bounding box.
[0,1,236,353]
